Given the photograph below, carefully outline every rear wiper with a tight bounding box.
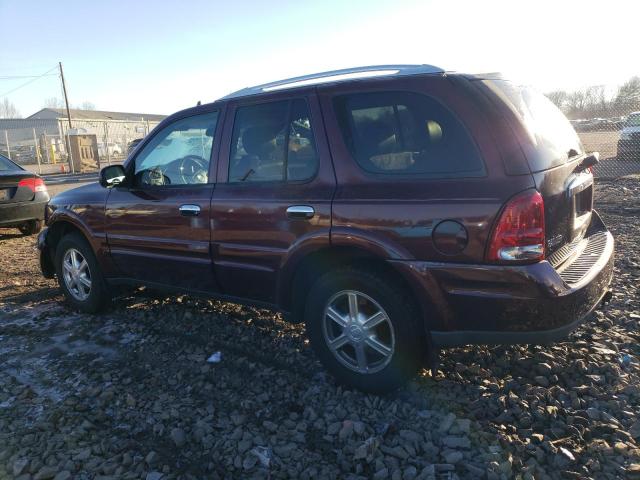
[575,152,599,173]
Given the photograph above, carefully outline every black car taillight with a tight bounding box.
[18,177,47,193]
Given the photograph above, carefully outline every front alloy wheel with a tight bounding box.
[55,232,110,313]
[62,248,92,301]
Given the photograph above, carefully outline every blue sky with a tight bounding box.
[0,0,638,116]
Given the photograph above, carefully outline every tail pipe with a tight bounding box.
[601,290,613,306]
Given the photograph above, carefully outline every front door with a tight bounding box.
[106,108,222,293]
[211,95,335,303]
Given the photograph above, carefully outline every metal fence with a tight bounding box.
[1,119,60,172]
[576,128,640,179]
[0,113,638,178]
[59,118,158,171]
[1,117,161,174]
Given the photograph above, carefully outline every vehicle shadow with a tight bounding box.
[0,231,24,241]
[0,285,61,306]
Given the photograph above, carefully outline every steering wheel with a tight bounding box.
[178,155,208,184]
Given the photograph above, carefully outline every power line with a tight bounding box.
[0,66,59,98]
[0,74,58,80]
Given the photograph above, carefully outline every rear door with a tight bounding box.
[211,94,335,304]
[105,108,222,292]
[318,76,532,266]
[481,80,593,262]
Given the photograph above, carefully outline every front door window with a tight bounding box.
[133,112,219,187]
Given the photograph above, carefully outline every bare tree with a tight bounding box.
[80,101,96,110]
[44,97,65,109]
[0,98,21,118]
[613,76,640,114]
[547,76,640,120]
[546,90,569,111]
[566,90,587,118]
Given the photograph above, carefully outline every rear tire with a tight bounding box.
[55,232,110,313]
[19,220,43,236]
[305,267,425,393]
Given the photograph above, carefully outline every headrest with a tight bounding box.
[242,124,281,155]
[359,119,395,145]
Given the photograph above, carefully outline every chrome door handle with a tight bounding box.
[179,204,201,216]
[286,205,315,219]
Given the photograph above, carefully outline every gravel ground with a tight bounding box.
[0,178,639,480]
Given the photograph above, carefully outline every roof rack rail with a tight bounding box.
[220,64,444,100]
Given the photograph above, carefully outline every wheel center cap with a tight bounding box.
[347,324,364,342]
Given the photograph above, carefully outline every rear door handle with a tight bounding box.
[179,204,201,216]
[286,205,315,219]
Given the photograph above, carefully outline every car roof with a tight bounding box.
[218,64,445,101]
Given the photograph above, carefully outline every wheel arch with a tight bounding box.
[46,217,91,253]
[279,245,437,333]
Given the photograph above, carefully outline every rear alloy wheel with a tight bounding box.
[55,232,110,313]
[323,290,395,374]
[306,268,424,393]
[19,220,43,235]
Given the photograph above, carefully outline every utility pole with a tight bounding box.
[58,62,75,173]
[59,62,72,129]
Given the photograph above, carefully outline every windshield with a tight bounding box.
[0,154,21,171]
[484,80,584,172]
[626,114,640,127]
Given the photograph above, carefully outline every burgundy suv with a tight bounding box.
[38,65,614,392]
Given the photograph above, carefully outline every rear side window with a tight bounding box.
[334,91,484,176]
[229,99,319,182]
[484,80,583,172]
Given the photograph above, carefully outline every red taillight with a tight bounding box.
[487,190,545,263]
[18,177,47,193]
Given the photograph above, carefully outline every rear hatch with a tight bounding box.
[481,79,593,264]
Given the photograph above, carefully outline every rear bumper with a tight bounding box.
[391,211,614,347]
[0,197,47,226]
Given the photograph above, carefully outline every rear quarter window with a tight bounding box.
[0,154,21,171]
[483,80,584,172]
[333,91,485,177]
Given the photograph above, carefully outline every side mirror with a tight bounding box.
[99,165,126,188]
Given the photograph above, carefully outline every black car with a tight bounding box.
[0,154,49,235]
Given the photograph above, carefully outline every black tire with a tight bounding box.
[55,232,110,313]
[19,220,43,236]
[305,267,425,393]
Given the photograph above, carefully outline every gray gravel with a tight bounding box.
[0,177,639,479]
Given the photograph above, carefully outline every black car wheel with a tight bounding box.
[55,232,110,313]
[18,220,43,236]
[305,267,425,393]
